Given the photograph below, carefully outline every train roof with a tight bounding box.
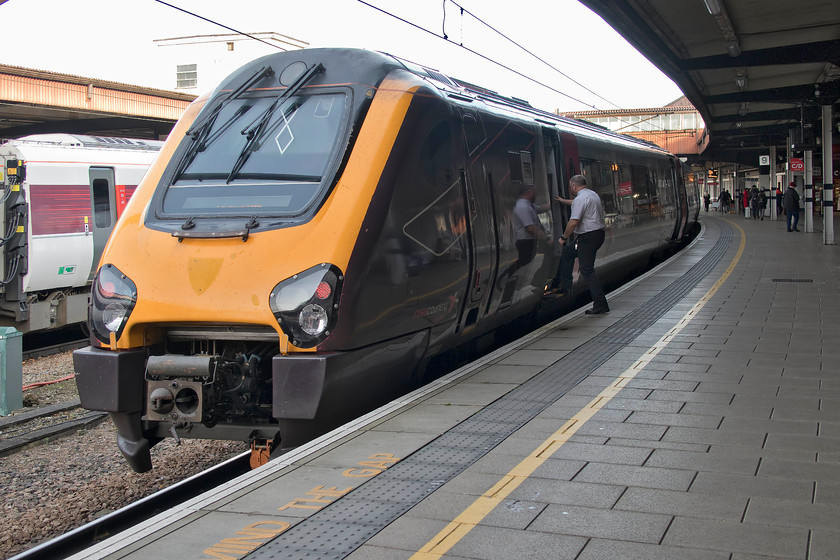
[386,52,671,156]
[1,134,163,166]
[6,134,164,150]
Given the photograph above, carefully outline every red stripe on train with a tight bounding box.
[29,184,137,235]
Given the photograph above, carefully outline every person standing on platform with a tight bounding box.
[703,192,711,212]
[783,182,800,232]
[776,185,784,216]
[557,175,609,315]
[759,189,767,221]
[743,189,750,218]
[750,186,760,219]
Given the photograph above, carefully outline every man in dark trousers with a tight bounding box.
[557,174,609,314]
[783,181,800,232]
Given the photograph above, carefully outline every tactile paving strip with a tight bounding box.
[244,225,733,559]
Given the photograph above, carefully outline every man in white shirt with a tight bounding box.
[557,174,609,314]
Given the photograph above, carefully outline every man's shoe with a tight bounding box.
[787,229,792,232]
[793,228,800,232]
[585,306,610,315]
[545,287,567,296]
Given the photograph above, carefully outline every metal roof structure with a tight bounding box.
[0,65,195,140]
[580,0,840,166]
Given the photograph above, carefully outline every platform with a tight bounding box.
[68,211,840,560]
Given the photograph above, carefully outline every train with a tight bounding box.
[72,48,699,472]
[0,134,162,333]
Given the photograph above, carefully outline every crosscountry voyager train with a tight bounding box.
[0,135,162,333]
[73,48,699,472]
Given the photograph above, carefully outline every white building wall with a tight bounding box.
[153,33,308,95]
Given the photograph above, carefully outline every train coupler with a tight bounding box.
[250,438,276,469]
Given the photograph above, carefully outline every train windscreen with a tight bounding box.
[162,92,347,216]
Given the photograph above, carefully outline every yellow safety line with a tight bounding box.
[411,223,746,559]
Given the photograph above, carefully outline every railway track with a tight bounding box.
[22,338,87,361]
[0,400,106,457]
[9,451,252,560]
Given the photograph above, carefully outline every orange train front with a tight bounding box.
[73,48,698,472]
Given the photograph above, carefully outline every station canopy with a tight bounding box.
[581,0,840,166]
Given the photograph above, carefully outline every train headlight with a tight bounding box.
[270,264,343,348]
[299,304,328,336]
[90,264,137,344]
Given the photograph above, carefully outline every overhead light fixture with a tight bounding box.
[727,42,741,57]
[735,76,746,88]
[704,0,722,14]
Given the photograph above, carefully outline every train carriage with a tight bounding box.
[0,134,162,333]
[72,48,698,472]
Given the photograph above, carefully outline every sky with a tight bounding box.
[0,0,684,114]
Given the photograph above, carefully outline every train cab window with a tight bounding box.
[91,178,111,228]
[159,91,349,217]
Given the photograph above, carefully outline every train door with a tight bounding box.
[670,158,688,240]
[545,129,569,239]
[88,167,117,280]
[457,107,496,331]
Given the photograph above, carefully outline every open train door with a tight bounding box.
[88,167,118,281]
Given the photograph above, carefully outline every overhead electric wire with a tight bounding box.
[356,0,597,110]
[437,0,669,132]
[445,0,623,111]
[152,0,284,51]
[357,0,668,133]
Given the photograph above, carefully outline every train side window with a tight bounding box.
[591,162,618,215]
[92,178,112,228]
[616,165,634,214]
[508,151,534,185]
[631,166,651,213]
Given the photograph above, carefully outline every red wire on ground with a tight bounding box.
[22,374,75,391]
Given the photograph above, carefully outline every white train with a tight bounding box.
[0,134,162,333]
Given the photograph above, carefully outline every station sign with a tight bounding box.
[790,158,804,172]
[759,155,770,166]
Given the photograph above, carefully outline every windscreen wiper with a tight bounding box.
[188,65,274,137]
[226,63,325,184]
[172,66,274,182]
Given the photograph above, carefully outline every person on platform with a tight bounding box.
[759,189,767,221]
[783,182,800,232]
[703,192,711,212]
[749,186,760,219]
[557,175,609,315]
[743,189,750,218]
[776,185,784,215]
